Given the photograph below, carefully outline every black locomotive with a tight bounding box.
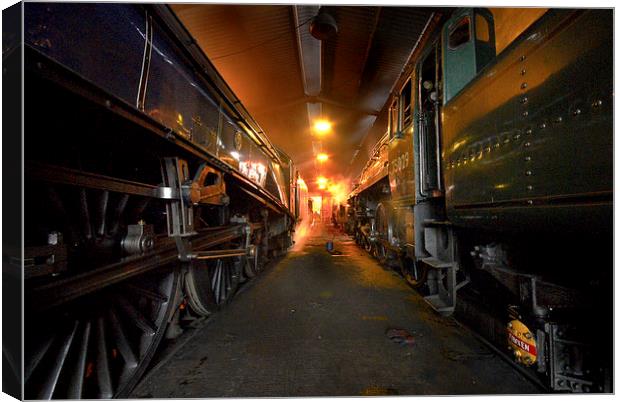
[14,4,306,398]
[347,8,612,392]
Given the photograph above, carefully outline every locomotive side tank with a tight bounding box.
[442,9,612,233]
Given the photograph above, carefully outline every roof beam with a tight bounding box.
[293,5,321,97]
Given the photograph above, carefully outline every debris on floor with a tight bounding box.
[386,328,415,346]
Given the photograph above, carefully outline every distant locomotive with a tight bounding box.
[18,4,307,399]
[347,8,612,392]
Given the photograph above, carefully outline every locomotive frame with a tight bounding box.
[347,8,612,393]
[12,3,309,399]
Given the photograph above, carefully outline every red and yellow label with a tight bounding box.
[507,319,537,366]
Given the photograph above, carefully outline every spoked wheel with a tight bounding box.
[184,257,240,317]
[210,259,240,305]
[25,265,181,399]
[373,241,387,262]
[400,256,428,288]
[374,202,391,264]
[241,252,259,279]
[354,229,362,246]
[363,235,373,253]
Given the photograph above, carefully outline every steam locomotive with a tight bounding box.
[15,3,307,398]
[347,8,612,392]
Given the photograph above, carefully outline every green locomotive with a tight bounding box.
[348,8,612,392]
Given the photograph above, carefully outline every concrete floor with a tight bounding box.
[132,223,540,397]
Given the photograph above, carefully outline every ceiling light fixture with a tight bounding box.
[313,119,332,135]
[309,7,338,41]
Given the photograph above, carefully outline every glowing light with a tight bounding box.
[326,181,348,205]
[297,178,308,190]
[310,196,323,214]
[316,153,329,162]
[316,176,328,189]
[230,151,241,160]
[313,119,332,135]
[239,161,267,186]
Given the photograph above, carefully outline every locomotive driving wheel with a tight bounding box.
[184,206,242,316]
[373,203,391,263]
[400,256,428,288]
[25,265,181,399]
[184,257,240,316]
[25,177,182,399]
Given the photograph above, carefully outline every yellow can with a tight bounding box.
[507,319,537,366]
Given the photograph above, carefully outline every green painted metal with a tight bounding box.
[442,9,612,233]
[442,8,496,103]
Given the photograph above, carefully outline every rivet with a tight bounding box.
[525,170,532,176]
[521,69,526,75]
[573,108,581,116]
[495,143,500,148]
[539,123,546,129]
[105,100,112,108]
[527,200,533,205]
[527,185,533,191]
[513,134,521,140]
[521,82,528,90]
[555,116,563,123]
[504,137,510,144]
[486,146,491,153]
[592,99,602,108]
[520,97,529,104]
[520,55,526,61]
[524,142,531,147]
[526,128,533,135]
[524,156,531,162]
[522,111,529,117]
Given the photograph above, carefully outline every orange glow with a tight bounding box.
[297,177,308,190]
[292,219,311,251]
[310,196,323,214]
[316,153,329,162]
[326,181,348,205]
[313,119,332,135]
[316,176,328,189]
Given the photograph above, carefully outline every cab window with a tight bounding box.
[448,16,470,49]
[475,13,490,43]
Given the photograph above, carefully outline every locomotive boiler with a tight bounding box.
[347,8,612,392]
[16,3,308,398]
